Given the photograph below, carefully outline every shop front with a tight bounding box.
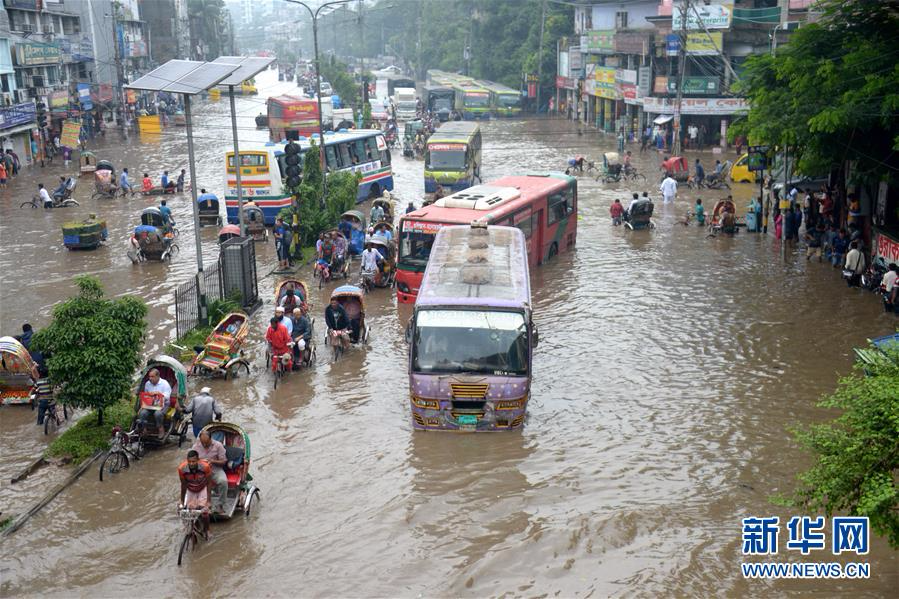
[0,102,38,165]
[641,96,749,149]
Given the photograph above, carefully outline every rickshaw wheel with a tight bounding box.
[245,488,260,517]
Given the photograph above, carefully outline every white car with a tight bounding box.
[319,82,333,96]
[368,99,389,122]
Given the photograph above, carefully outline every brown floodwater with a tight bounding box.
[1,68,896,597]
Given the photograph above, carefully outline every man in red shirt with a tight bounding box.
[609,199,624,226]
[178,449,212,536]
[265,316,292,371]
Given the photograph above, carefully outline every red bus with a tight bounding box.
[267,95,320,141]
[396,173,577,303]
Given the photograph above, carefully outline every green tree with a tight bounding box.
[732,0,899,187]
[32,276,147,425]
[782,345,899,548]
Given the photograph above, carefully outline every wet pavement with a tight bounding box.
[1,68,896,596]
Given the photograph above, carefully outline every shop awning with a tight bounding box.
[653,115,674,125]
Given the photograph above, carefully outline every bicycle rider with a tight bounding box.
[178,449,213,537]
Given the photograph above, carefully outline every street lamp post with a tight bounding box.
[285,0,352,201]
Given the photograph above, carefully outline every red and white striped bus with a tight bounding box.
[396,173,577,303]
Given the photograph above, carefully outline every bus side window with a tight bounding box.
[548,194,569,225]
[515,213,533,238]
[338,142,351,168]
[325,145,339,171]
[354,140,367,164]
[366,137,379,160]
[380,148,391,166]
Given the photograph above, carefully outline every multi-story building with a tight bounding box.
[558,0,820,148]
[142,0,190,63]
[5,0,90,104]
[0,6,36,162]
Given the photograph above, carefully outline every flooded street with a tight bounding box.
[1,69,896,596]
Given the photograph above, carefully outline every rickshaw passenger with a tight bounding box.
[373,224,392,242]
[280,288,301,313]
[370,203,384,223]
[325,298,351,349]
[291,307,312,366]
[142,173,153,193]
[343,299,362,342]
[192,431,227,514]
[138,368,173,437]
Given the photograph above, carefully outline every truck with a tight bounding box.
[394,87,418,120]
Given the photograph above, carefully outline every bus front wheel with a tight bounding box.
[368,183,381,199]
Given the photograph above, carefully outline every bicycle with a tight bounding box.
[99,426,146,481]
[360,269,376,294]
[623,165,647,184]
[42,401,69,435]
[269,343,294,389]
[177,508,207,566]
[326,329,348,361]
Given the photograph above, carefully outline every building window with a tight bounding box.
[616,11,628,29]
[1,74,9,94]
[46,66,58,86]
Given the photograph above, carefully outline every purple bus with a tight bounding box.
[405,223,538,432]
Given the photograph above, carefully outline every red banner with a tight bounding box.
[528,83,536,98]
[876,232,899,263]
[620,84,637,100]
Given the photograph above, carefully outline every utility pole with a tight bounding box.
[111,1,127,129]
[416,1,422,82]
[673,0,689,156]
[536,0,546,113]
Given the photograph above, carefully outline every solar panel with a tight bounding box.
[213,56,275,86]
[127,59,239,95]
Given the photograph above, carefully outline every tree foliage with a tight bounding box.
[308,0,571,105]
[783,345,899,548]
[189,0,232,60]
[732,0,899,186]
[321,56,361,111]
[32,276,147,425]
[279,141,360,247]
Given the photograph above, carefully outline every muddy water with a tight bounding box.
[1,69,896,596]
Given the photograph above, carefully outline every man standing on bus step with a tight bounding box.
[660,174,678,205]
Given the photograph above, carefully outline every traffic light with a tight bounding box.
[284,141,302,188]
[36,101,47,129]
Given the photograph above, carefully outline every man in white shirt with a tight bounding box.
[38,183,53,208]
[361,242,383,281]
[660,175,678,204]
[275,306,292,336]
[138,368,174,437]
[843,241,865,287]
[883,263,898,310]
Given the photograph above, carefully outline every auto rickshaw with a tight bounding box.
[243,202,267,242]
[198,192,222,227]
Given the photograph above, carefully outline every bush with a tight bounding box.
[781,344,899,548]
[46,399,134,464]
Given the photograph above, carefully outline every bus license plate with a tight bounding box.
[457,415,477,427]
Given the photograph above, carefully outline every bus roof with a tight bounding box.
[268,95,317,105]
[475,79,520,95]
[403,173,573,224]
[417,224,530,310]
[228,129,384,157]
[427,121,479,144]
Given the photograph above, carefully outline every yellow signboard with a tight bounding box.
[686,32,723,55]
[594,66,616,84]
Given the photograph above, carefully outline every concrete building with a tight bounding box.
[557,0,821,148]
[0,7,36,162]
[142,0,190,63]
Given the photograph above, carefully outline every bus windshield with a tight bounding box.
[399,228,436,268]
[463,93,489,108]
[427,146,467,171]
[498,94,521,108]
[413,309,528,376]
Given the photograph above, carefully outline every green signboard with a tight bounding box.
[666,76,719,95]
[581,30,615,53]
[16,42,60,66]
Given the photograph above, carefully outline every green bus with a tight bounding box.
[424,121,482,194]
[476,80,523,117]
